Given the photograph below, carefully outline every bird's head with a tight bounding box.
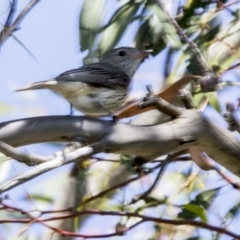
[100,47,152,78]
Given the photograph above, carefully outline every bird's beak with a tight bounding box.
[132,49,153,59]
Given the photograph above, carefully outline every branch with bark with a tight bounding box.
[1,202,240,239]
[0,93,240,193]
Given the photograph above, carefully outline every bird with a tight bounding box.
[16,47,152,116]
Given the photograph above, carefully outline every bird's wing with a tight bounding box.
[56,63,130,89]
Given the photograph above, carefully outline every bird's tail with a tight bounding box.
[16,79,57,92]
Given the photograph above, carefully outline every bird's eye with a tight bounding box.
[118,51,126,56]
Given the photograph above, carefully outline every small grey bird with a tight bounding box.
[16,47,152,116]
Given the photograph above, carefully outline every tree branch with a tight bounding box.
[0,0,40,46]
[0,108,240,193]
[0,145,96,193]
[156,0,219,92]
[1,204,240,239]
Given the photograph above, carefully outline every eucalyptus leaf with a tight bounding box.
[98,2,141,54]
[225,200,240,220]
[178,187,220,220]
[79,0,106,51]
[25,194,53,203]
[181,203,207,222]
[135,16,166,53]
[195,187,220,208]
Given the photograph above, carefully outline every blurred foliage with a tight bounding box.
[178,187,220,222]
[1,1,240,240]
[0,101,13,114]
[78,1,240,239]
[79,0,240,113]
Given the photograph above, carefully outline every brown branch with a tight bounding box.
[1,205,240,239]
[79,163,162,207]
[215,0,240,13]
[129,160,168,204]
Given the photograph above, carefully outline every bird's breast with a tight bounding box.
[66,88,127,116]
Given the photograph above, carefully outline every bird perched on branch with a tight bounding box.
[16,47,152,116]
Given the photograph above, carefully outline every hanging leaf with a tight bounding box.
[79,0,106,51]
[225,200,240,220]
[135,16,166,54]
[25,194,53,203]
[180,203,207,222]
[135,0,181,54]
[195,187,221,208]
[178,187,221,220]
[98,2,142,54]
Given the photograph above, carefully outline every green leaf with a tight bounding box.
[195,187,220,209]
[144,196,167,205]
[120,154,135,171]
[135,1,181,54]
[135,16,166,54]
[79,0,106,51]
[98,2,141,54]
[194,92,221,113]
[208,92,221,113]
[182,203,207,223]
[178,187,220,220]
[225,200,240,220]
[27,194,53,203]
[179,0,213,28]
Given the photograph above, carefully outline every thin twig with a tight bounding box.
[156,0,213,76]
[139,85,183,117]
[129,158,169,204]
[156,0,220,92]
[215,0,240,13]
[0,0,40,46]
[79,163,162,207]
[5,0,18,28]
[0,146,96,193]
[197,153,240,191]
[0,140,50,165]
[1,205,240,239]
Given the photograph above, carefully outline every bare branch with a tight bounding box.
[4,0,18,28]
[157,0,213,76]
[179,89,196,109]
[139,87,183,117]
[1,204,240,239]
[0,146,96,193]
[0,0,40,46]
[0,140,51,165]
[0,109,240,192]
[129,161,167,204]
